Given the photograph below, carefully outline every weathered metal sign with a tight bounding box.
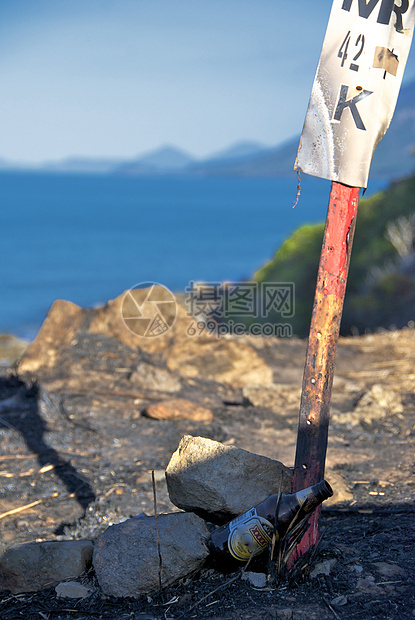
[295,0,415,188]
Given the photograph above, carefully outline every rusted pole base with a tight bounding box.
[288,181,360,567]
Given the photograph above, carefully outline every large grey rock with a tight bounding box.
[0,540,93,593]
[93,512,210,597]
[16,290,271,389]
[165,435,293,524]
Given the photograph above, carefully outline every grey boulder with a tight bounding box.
[0,540,93,594]
[93,512,210,597]
[165,435,293,524]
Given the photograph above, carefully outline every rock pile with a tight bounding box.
[0,288,298,597]
[0,435,293,597]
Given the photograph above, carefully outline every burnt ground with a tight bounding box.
[0,316,414,620]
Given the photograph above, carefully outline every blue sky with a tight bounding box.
[1,0,414,164]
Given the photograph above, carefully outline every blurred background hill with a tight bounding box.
[2,79,414,184]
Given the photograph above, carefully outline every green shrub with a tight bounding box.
[254,172,415,336]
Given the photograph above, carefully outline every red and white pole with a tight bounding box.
[289,181,360,563]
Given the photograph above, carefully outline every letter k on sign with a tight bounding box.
[333,84,373,130]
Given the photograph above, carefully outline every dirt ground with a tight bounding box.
[0,312,414,619]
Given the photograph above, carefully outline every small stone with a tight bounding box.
[55,582,93,599]
[372,562,404,579]
[332,384,404,426]
[37,384,63,426]
[275,609,294,619]
[356,575,383,595]
[365,383,403,413]
[242,384,301,409]
[324,471,353,505]
[130,362,181,393]
[331,595,348,606]
[241,571,267,588]
[310,558,337,578]
[144,399,213,422]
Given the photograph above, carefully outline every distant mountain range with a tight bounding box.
[2,81,414,182]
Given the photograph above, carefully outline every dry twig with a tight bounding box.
[270,472,283,564]
[0,455,34,461]
[0,499,43,520]
[324,597,341,620]
[0,492,60,520]
[180,552,256,618]
[152,470,163,593]
[0,464,54,478]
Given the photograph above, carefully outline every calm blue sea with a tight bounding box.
[0,171,386,339]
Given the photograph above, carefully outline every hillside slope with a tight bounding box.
[254,172,415,336]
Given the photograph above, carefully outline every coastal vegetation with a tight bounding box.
[254,171,415,336]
